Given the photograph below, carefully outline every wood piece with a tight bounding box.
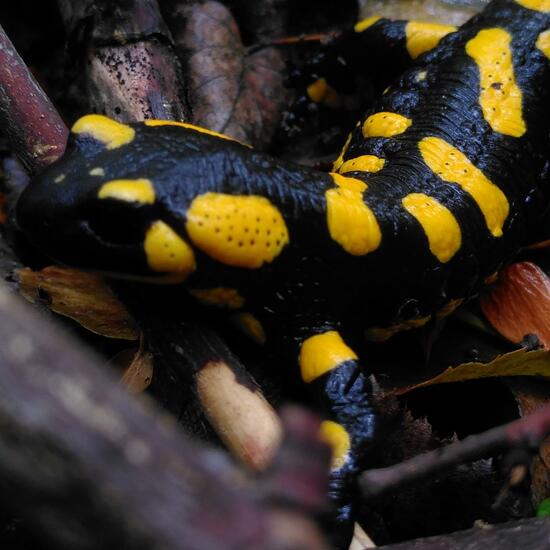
[196,360,282,470]
[0,283,328,549]
[360,403,550,500]
[115,282,284,471]
[378,517,550,550]
[57,0,189,121]
[0,25,68,173]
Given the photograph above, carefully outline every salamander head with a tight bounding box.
[17,114,292,283]
[16,115,227,282]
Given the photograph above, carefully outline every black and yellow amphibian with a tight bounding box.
[16,0,550,542]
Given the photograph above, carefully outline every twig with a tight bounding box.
[0,25,68,173]
[360,403,550,500]
[377,517,550,550]
[0,283,329,549]
[56,0,190,121]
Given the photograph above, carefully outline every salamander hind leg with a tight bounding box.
[298,328,376,546]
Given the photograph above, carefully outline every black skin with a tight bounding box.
[16,0,550,545]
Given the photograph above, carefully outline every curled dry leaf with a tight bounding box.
[480,262,550,349]
[395,348,550,395]
[507,378,550,508]
[18,266,139,340]
[178,1,288,148]
[117,347,154,394]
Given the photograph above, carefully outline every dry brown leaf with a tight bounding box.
[18,266,139,340]
[180,1,288,148]
[118,347,154,394]
[507,378,550,508]
[395,348,550,395]
[480,262,550,349]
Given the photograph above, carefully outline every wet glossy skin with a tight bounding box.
[16,0,550,541]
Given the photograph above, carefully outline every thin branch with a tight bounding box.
[360,403,550,500]
[0,25,68,173]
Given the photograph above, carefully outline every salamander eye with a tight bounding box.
[86,200,149,245]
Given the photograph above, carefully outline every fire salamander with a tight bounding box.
[15,0,550,543]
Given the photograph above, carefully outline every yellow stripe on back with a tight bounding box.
[402,193,461,263]
[306,78,341,107]
[515,0,550,11]
[419,137,509,237]
[339,155,385,174]
[144,119,249,146]
[98,178,155,204]
[299,331,358,383]
[362,112,412,138]
[537,29,550,58]
[326,174,381,255]
[72,115,135,150]
[465,28,526,137]
[354,15,381,33]
[405,21,457,59]
[319,420,351,470]
[332,132,353,172]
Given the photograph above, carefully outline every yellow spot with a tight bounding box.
[319,420,351,470]
[189,287,245,309]
[144,119,249,146]
[405,21,457,59]
[515,0,550,11]
[419,137,509,237]
[89,167,105,177]
[436,298,463,319]
[416,70,428,82]
[339,155,385,175]
[330,172,367,192]
[362,112,412,138]
[232,312,266,344]
[306,78,340,108]
[402,193,461,263]
[332,132,353,172]
[144,220,196,276]
[366,315,432,342]
[72,114,135,150]
[354,15,381,33]
[536,30,550,58]
[98,179,155,205]
[186,193,289,268]
[54,174,66,183]
[326,175,381,255]
[299,331,358,383]
[466,28,526,137]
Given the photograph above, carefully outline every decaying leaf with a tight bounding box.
[176,1,288,148]
[507,378,550,508]
[18,266,139,340]
[480,262,550,349]
[395,348,550,395]
[118,347,154,394]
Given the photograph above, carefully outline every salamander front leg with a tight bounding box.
[298,329,376,545]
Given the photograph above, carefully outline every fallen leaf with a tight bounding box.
[18,266,139,340]
[395,348,550,395]
[507,378,550,509]
[175,1,289,148]
[118,347,154,393]
[480,262,550,349]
